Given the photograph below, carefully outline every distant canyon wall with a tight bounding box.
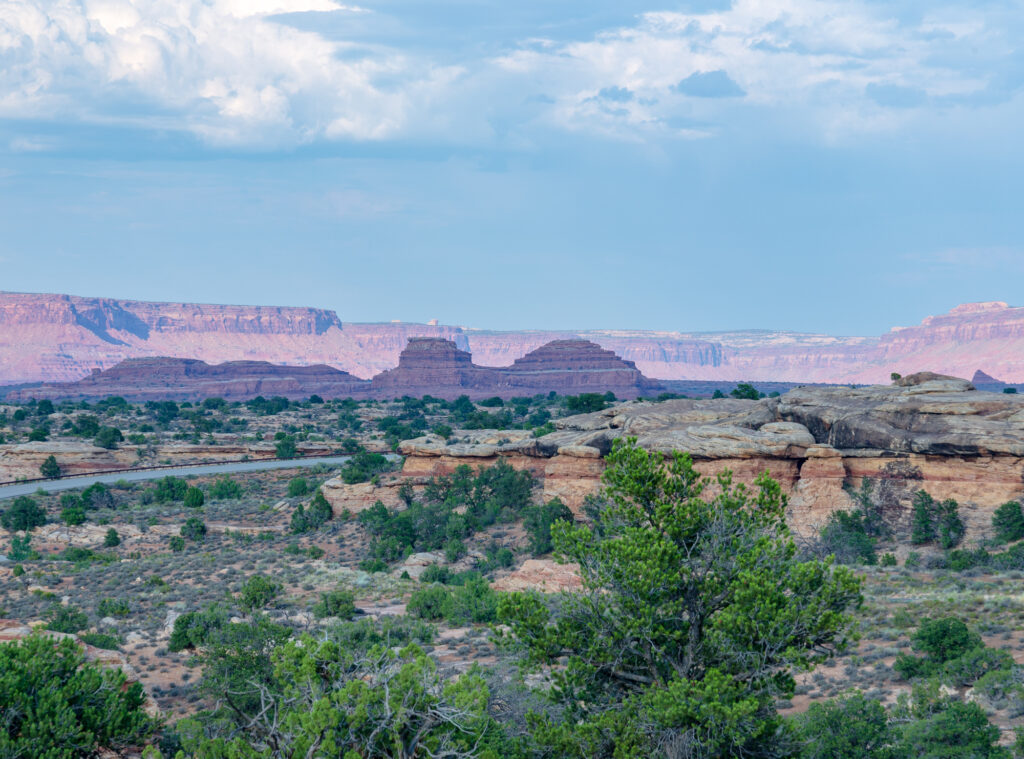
[3,292,1024,386]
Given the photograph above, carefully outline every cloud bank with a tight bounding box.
[0,0,1019,148]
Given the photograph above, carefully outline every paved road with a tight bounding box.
[0,455,359,500]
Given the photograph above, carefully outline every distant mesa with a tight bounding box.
[5,338,664,402]
[4,291,1024,387]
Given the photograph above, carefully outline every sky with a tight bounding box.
[0,0,1022,336]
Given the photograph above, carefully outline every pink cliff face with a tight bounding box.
[2,292,1023,387]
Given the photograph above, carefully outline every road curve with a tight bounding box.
[0,455,359,500]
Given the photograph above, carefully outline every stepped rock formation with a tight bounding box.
[5,291,1024,387]
[5,357,370,402]
[8,338,663,402]
[324,373,1024,541]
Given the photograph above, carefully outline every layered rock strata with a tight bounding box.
[323,373,1024,541]
[9,337,663,402]
[7,291,1024,387]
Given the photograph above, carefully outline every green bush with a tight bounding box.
[274,435,298,459]
[39,454,61,478]
[0,635,153,755]
[181,517,207,541]
[98,598,130,618]
[79,632,119,650]
[45,603,89,633]
[358,558,388,573]
[819,509,877,565]
[407,585,450,621]
[103,528,121,547]
[183,486,205,509]
[209,476,243,500]
[239,575,281,612]
[312,589,356,619]
[287,477,309,497]
[993,500,1024,543]
[94,426,123,449]
[169,535,185,552]
[340,450,392,484]
[61,504,86,526]
[168,605,229,652]
[1,496,46,532]
[290,489,333,534]
[524,497,573,555]
[152,476,188,503]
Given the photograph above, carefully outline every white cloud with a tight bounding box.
[0,0,454,146]
[492,0,1010,140]
[0,0,1016,148]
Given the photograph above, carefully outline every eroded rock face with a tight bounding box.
[323,374,1024,541]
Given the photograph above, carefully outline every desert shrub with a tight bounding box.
[274,435,298,459]
[339,450,392,483]
[61,503,87,526]
[1,496,46,532]
[442,576,499,625]
[910,490,965,549]
[948,547,989,572]
[905,551,921,568]
[168,605,230,652]
[432,423,453,440]
[798,692,899,759]
[730,383,762,400]
[420,564,450,584]
[169,535,185,552]
[181,517,207,541]
[819,509,877,565]
[289,490,333,534]
[993,501,1024,543]
[152,476,189,503]
[7,535,37,561]
[183,486,205,509]
[81,482,114,509]
[358,558,388,573]
[104,528,121,547]
[524,497,573,555]
[45,603,89,633]
[879,552,898,567]
[894,617,995,683]
[899,700,1007,758]
[238,575,281,612]
[0,635,153,755]
[941,646,1014,687]
[247,395,290,415]
[407,578,499,625]
[94,426,123,449]
[39,454,60,478]
[79,632,119,650]
[407,585,450,621]
[98,598,130,618]
[312,589,356,619]
[564,392,610,414]
[209,476,243,500]
[287,477,309,497]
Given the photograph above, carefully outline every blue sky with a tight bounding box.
[0,0,1022,335]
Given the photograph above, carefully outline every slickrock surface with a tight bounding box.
[324,373,1024,540]
[6,291,1024,386]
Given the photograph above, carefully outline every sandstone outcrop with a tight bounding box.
[6,291,1024,389]
[323,373,1024,542]
[0,619,142,685]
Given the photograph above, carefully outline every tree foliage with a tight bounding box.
[0,635,154,757]
[498,438,862,758]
